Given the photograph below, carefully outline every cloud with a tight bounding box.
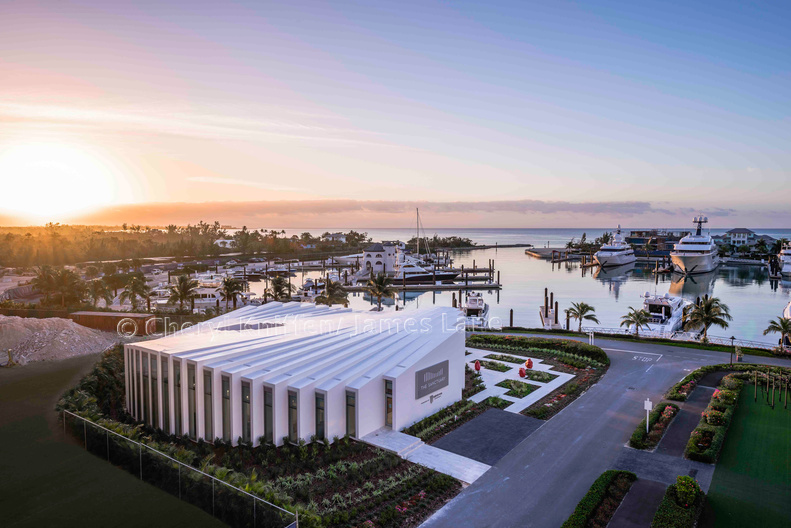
[187,176,299,193]
[0,102,394,147]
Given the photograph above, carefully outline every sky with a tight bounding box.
[0,0,789,228]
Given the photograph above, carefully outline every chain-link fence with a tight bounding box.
[63,410,297,528]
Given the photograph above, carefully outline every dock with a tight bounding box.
[345,282,502,292]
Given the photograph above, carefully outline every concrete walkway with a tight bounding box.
[465,347,575,413]
[608,479,667,528]
[360,427,491,484]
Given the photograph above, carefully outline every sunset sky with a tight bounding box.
[1,1,789,228]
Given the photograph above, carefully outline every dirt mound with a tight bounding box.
[0,315,118,366]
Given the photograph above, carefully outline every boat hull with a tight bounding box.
[670,253,719,274]
[394,272,459,284]
[594,252,636,268]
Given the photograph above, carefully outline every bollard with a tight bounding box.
[510,308,513,328]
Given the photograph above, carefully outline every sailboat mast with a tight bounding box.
[416,208,420,255]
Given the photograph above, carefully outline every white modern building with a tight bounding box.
[124,303,464,446]
[362,242,399,273]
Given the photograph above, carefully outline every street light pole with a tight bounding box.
[730,336,735,365]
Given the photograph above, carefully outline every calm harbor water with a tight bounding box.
[247,228,791,346]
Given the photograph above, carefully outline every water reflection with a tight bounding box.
[593,263,635,300]
[669,271,717,299]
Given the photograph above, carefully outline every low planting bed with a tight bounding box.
[561,470,636,528]
[651,476,705,528]
[666,363,790,402]
[495,379,540,398]
[468,334,609,367]
[524,370,558,383]
[462,364,485,399]
[483,353,524,364]
[684,374,744,463]
[522,365,604,420]
[402,396,509,444]
[58,347,462,528]
[477,359,511,372]
[629,402,680,450]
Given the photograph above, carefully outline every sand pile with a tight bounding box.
[0,315,118,366]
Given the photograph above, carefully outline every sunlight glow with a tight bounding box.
[0,142,116,222]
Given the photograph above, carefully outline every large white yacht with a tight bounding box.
[641,292,691,333]
[594,225,636,268]
[779,242,791,278]
[670,216,720,275]
[393,262,459,284]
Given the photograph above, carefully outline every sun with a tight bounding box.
[0,142,117,222]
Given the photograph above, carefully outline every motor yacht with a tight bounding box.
[779,242,791,278]
[640,292,691,333]
[393,262,459,284]
[670,216,720,274]
[594,225,636,268]
[461,292,489,328]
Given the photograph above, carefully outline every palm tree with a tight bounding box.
[168,275,199,311]
[84,265,100,279]
[364,273,396,311]
[217,277,245,311]
[763,317,791,349]
[566,301,600,332]
[754,238,769,255]
[52,269,85,308]
[315,279,349,307]
[269,276,295,301]
[120,275,152,311]
[31,265,56,305]
[683,295,733,343]
[87,280,113,308]
[620,307,651,337]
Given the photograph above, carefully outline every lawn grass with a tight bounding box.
[701,389,791,527]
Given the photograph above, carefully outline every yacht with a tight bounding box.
[461,292,489,328]
[779,242,791,278]
[670,216,720,275]
[393,262,459,284]
[784,300,791,320]
[594,225,636,268]
[641,292,691,333]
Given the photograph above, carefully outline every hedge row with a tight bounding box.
[467,335,610,366]
[665,363,791,401]
[651,484,706,528]
[684,375,743,463]
[629,402,680,450]
[561,470,636,528]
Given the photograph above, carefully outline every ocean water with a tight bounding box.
[245,228,791,345]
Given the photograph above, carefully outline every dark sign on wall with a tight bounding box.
[415,360,449,399]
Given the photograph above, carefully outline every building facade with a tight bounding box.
[124,303,463,446]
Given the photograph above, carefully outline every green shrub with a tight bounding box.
[467,335,609,365]
[651,483,705,528]
[561,470,636,528]
[674,476,700,508]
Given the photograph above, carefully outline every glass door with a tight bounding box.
[385,380,393,427]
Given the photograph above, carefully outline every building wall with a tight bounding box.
[391,332,465,432]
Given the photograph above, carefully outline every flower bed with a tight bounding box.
[483,353,525,364]
[522,366,604,420]
[665,363,791,402]
[651,477,706,528]
[629,402,680,450]
[561,470,636,528]
[468,334,610,366]
[462,364,485,399]
[525,370,558,383]
[495,379,540,398]
[684,374,743,463]
[478,360,511,372]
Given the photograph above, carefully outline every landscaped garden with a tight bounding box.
[495,379,539,398]
[652,476,706,528]
[58,347,462,528]
[465,335,609,420]
[483,353,524,364]
[401,396,509,444]
[561,470,636,528]
[477,359,511,372]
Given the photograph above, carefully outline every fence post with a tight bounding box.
[253,496,256,527]
[139,443,142,479]
[107,430,110,461]
[178,464,181,499]
[84,420,87,449]
[212,479,215,516]
[63,410,66,436]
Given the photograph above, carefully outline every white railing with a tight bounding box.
[580,327,776,351]
[62,410,297,528]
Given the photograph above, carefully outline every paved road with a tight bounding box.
[422,334,789,528]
